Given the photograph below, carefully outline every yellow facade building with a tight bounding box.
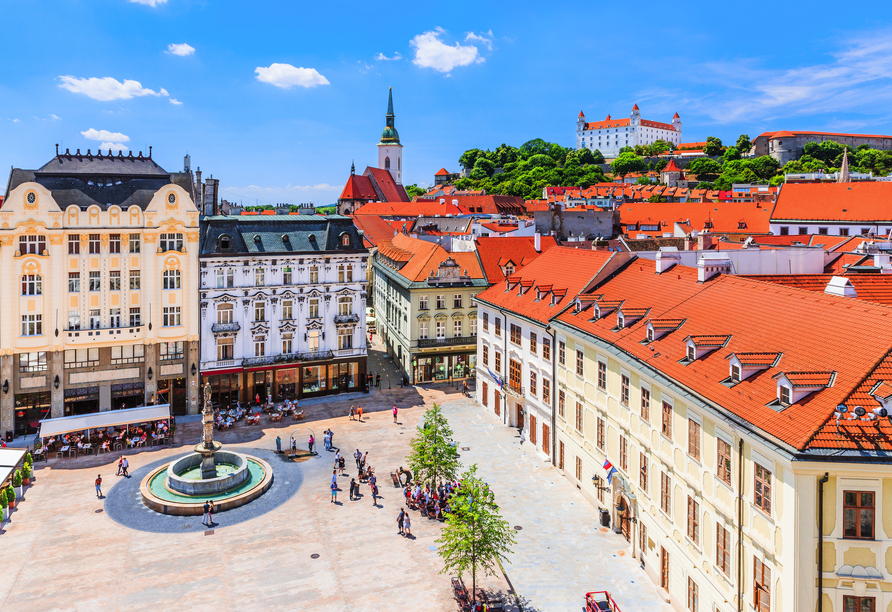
[0,148,200,438]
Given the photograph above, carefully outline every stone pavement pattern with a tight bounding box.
[0,344,668,612]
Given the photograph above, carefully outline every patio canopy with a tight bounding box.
[0,466,14,486]
[38,404,171,440]
[0,449,27,468]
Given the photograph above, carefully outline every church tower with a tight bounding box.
[377,87,403,184]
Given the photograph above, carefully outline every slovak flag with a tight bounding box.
[602,459,617,483]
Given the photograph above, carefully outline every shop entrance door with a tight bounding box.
[618,497,631,542]
[494,390,500,416]
[515,403,524,429]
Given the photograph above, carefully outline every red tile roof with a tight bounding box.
[350,214,397,247]
[378,233,484,282]
[772,182,892,223]
[340,174,378,201]
[475,247,619,325]
[620,201,771,235]
[354,201,468,217]
[662,159,682,173]
[435,168,451,176]
[759,130,892,140]
[417,194,525,216]
[583,117,632,131]
[733,352,782,367]
[474,236,559,283]
[745,274,892,306]
[550,260,892,452]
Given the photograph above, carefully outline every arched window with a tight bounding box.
[384,156,390,169]
[162,269,181,290]
[341,234,350,246]
[21,274,42,295]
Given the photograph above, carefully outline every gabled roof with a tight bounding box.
[757,130,892,141]
[353,201,468,217]
[378,233,484,283]
[365,167,410,202]
[435,168,451,176]
[619,201,771,235]
[662,159,682,173]
[732,352,782,368]
[340,174,378,201]
[350,214,397,247]
[772,182,892,223]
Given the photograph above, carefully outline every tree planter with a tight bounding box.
[7,499,14,510]
[15,487,22,499]
[22,478,30,486]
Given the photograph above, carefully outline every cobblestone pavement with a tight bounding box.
[440,398,672,612]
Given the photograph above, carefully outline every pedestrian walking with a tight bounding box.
[290,437,297,453]
[404,512,411,536]
[357,405,363,421]
[334,450,341,469]
[349,405,355,420]
[338,456,346,476]
[349,477,357,500]
[275,435,282,453]
[116,456,123,476]
[376,373,381,387]
[354,448,362,469]
[397,508,405,534]
[361,452,368,469]
[371,483,379,505]
[121,457,129,477]
[329,429,336,451]
[202,500,211,525]
[95,474,103,498]
[330,477,338,503]
[308,434,315,454]
[393,405,398,423]
[208,501,215,525]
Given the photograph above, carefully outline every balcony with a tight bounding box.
[65,325,144,344]
[242,350,334,368]
[334,347,366,358]
[416,336,477,349]
[504,383,524,399]
[200,359,238,371]
[334,313,360,324]
[211,322,241,333]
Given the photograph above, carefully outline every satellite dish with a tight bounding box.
[873,407,888,418]
[854,406,866,417]
[837,405,849,413]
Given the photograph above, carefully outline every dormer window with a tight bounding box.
[219,234,232,251]
[647,328,654,342]
[772,371,836,406]
[618,315,625,329]
[779,385,791,405]
[341,234,350,247]
[731,364,741,383]
[687,345,696,362]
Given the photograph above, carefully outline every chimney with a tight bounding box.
[697,253,731,282]
[684,234,692,251]
[698,230,713,251]
[534,232,541,252]
[655,247,681,274]
[825,276,858,298]
[452,199,459,206]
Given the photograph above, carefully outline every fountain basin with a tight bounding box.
[167,450,249,496]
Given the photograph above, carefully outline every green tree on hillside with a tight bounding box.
[703,137,724,156]
[611,152,646,177]
[687,158,722,181]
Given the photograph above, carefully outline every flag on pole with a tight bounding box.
[602,459,617,483]
[488,369,503,388]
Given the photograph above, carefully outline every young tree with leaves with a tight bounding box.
[437,465,516,601]
[407,403,461,490]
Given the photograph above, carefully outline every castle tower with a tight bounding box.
[577,111,586,149]
[672,112,682,133]
[377,87,403,184]
[630,103,641,126]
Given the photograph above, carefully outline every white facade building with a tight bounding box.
[199,215,369,406]
[577,105,682,158]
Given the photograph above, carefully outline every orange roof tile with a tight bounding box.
[781,371,836,387]
[379,233,484,283]
[474,236,558,283]
[350,214,397,247]
[435,168,451,176]
[773,182,892,223]
[745,274,892,307]
[648,318,685,330]
[733,352,782,367]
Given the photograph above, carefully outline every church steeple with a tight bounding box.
[380,87,400,145]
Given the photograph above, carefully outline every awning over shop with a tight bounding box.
[0,449,27,467]
[0,466,14,486]
[38,404,171,439]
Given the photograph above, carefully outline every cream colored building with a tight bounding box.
[0,148,200,438]
[474,249,892,612]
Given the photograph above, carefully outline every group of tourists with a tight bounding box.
[330,447,378,504]
[39,420,170,457]
[403,481,457,522]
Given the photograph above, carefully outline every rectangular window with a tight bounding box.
[559,441,565,470]
[162,306,181,327]
[575,456,582,481]
[160,341,184,360]
[436,295,446,309]
[639,452,648,492]
[717,523,731,575]
[89,271,101,291]
[21,314,42,336]
[64,348,99,368]
[453,319,463,337]
[754,557,771,612]
[818,227,828,235]
[254,302,266,322]
[282,300,293,320]
[217,304,234,324]
[68,310,80,330]
[660,472,671,514]
[780,385,791,405]
[111,344,144,365]
[254,339,266,357]
[621,374,630,406]
[89,308,103,330]
[573,401,583,434]
[20,275,40,296]
[470,317,477,336]
[283,267,293,285]
[717,438,732,485]
[529,332,537,355]
[558,341,565,365]
[109,271,121,291]
[754,463,772,514]
[688,419,701,460]
[129,233,140,253]
[843,597,876,612]
[576,350,584,376]
[481,311,487,329]
[641,387,650,421]
[661,548,670,590]
[68,234,80,254]
[558,389,565,418]
[309,266,319,284]
[639,522,647,557]
[731,364,741,382]
[542,378,550,404]
[109,308,121,328]
[338,264,346,283]
[598,361,607,390]
[509,359,522,392]
[687,496,700,544]
[482,345,488,366]
[89,234,100,254]
[109,234,121,253]
[510,323,521,345]
[482,382,488,408]
[779,226,789,236]
[159,233,184,252]
[338,296,353,316]
[217,338,234,360]
[687,577,698,612]
[129,307,141,327]
[338,328,353,350]
[596,415,604,448]
[255,269,265,287]
[529,371,537,396]
[494,318,501,337]
[436,321,446,339]
[309,299,319,318]
[495,351,501,374]
[453,294,463,309]
[661,401,672,438]
[19,352,47,373]
[619,436,628,471]
[130,270,141,290]
[542,338,551,361]
[19,235,47,254]
[843,491,875,540]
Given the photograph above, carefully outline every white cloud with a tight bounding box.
[465,30,494,50]
[166,43,195,56]
[254,63,330,89]
[50,114,61,121]
[410,27,482,74]
[58,76,170,102]
[129,0,167,6]
[81,128,131,143]
[169,98,183,105]
[99,142,130,152]
[375,52,402,61]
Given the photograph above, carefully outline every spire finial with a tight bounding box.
[838,147,851,183]
[387,87,394,117]
[351,160,355,175]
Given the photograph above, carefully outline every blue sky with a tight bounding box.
[2,0,892,206]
